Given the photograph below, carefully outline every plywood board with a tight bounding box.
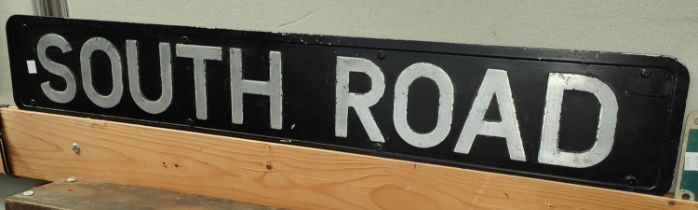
[1,108,695,209]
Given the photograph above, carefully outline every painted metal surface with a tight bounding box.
[5,15,689,194]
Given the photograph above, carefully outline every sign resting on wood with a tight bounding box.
[5,15,689,195]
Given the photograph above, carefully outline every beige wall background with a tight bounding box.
[0,0,34,103]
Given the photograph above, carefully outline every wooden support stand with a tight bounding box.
[5,178,279,210]
[0,151,4,174]
[0,107,696,209]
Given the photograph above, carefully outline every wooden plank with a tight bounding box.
[5,178,281,210]
[0,133,5,175]
[0,146,4,175]
[1,107,695,210]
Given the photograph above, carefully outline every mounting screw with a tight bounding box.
[22,190,34,196]
[377,50,386,59]
[185,118,195,126]
[71,143,80,154]
[66,176,77,182]
[374,142,383,151]
[624,175,637,186]
[27,98,36,106]
[180,35,190,43]
[640,69,652,78]
[682,192,692,200]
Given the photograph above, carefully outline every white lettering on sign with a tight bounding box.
[393,63,454,148]
[36,33,76,104]
[230,49,284,130]
[538,73,618,168]
[334,57,618,167]
[684,152,698,171]
[126,41,173,114]
[175,44,222,120]
[335,56,386,142]
[80,37,124,108]
[454,69,526,161]
[26,60,37,74]
[31,34,621,169]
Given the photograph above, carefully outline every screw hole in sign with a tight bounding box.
[682,193,692,200]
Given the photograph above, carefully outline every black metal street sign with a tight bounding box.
[6,15,689,194]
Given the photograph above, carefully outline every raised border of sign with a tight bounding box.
[5,15,690,195]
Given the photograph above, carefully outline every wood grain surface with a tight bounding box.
[1,108,695,209]
[0,150,4,174]
[5,178,280,210]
